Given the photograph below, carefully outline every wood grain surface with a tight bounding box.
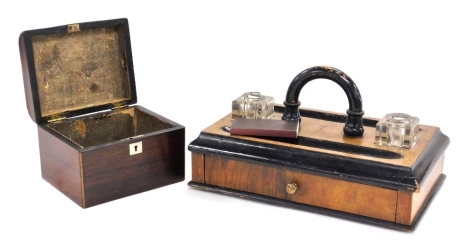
[38,126,84,207]
[396,154,444,224]
[38,105,185,208]
[191,153,205,183]
[19,33,36,123]
[81,128,184,207]
[202,109,439,168]
[204,155,398,221]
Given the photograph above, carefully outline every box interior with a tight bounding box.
[31,25,132,118]
[47,107,173,148]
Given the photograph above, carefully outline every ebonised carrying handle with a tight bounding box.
[282,66,364,137]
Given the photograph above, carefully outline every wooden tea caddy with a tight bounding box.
[20,18,185,208]
[188,66,449,230]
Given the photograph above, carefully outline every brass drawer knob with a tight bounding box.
[286,183,298,194]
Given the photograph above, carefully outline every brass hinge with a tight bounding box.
[47,113,66,123]
[111,101,129,110]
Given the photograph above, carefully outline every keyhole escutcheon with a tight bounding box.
[129,141,143,155]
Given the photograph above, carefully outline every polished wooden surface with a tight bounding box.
[202,110,439,168]
[38,106,185,208]
[19,33,36,123]
[82,129,185,207]
[396,191,413,225]
[204,155,398,221]
[411,155,444,220]
[191,153,204,183]
[38,126,84,207]
[396,155,445,225]
[190,106,448,226]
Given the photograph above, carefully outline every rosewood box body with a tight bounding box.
[20,18,184,208]
[188,106,449,230]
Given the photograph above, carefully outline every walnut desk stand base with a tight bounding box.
[188,106,448,231]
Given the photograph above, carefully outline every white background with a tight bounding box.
[2,1,468,244]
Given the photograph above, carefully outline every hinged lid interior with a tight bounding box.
[20,18,137,124]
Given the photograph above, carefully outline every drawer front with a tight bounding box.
[205,155,397,222]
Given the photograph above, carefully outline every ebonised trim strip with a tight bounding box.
[189,132,418,191]
[412,130,450,184]
[274,105,378,127]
